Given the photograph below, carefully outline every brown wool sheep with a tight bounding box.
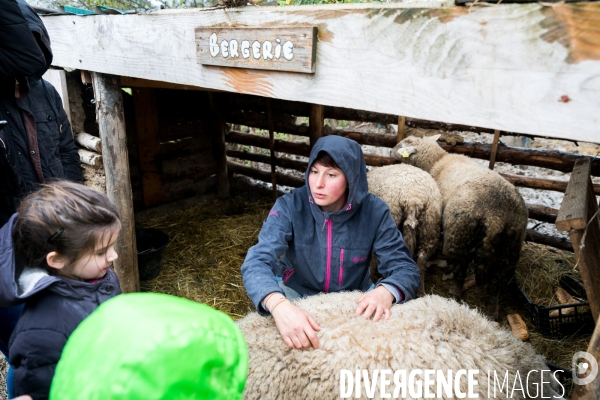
[367,164,442,294]
[390,135,528,319]
[237,292,563,400]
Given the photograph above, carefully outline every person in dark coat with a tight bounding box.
[0,0,83,227]
[2,181,122,400]
[0,2,83,397]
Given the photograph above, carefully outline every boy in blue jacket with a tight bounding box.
[241,136,420,350]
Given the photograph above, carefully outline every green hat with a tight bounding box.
[50,293,248,400]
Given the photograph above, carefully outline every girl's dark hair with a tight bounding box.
[13,180,121,275]
[311,151,340,169]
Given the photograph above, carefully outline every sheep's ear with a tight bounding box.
[429,134,442,141]
[391,146,416,159]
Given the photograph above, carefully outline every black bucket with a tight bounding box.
[136,228,170,281]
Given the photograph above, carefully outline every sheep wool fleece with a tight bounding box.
[238,291,563,400]
[241,135,420,314]
[49,293,248,400]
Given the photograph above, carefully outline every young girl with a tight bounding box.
[0,181,121,400]
[241,135,420,350]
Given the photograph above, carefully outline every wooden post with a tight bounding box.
[572,318,600,400]
[556,158,600,323]
[208,93,230,197]
[91,72,139,293]
[309,104,324,147]
[266,98,278,200]
[489,129,501,170]
[81,70,92,84]
[132,88,166,207]
[397,115,406,143]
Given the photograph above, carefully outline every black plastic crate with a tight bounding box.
[513,276,595,337]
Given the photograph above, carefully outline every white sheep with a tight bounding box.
[390,135,528,320]
[237,292,563,400]
[367,164,442,294]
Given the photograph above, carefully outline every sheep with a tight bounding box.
[367,164,442,294]
[390,135,528,320]
[237,291,563,400]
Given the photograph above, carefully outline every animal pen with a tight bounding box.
[34,1,600,398]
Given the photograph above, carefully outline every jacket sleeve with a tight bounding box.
[241,198,293,315]
[51,84,83,183]
[372,208,420,303]
[0,0,47,79]
[9,328,67,400]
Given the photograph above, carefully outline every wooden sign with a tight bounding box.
[195,27,317,74]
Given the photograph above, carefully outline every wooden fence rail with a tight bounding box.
[224,94,588,142]
[224,108,600,176]
[228,133,600,196]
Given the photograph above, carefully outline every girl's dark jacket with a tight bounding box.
[0,0,83,226]
[0,215,122,400]
[241,135,420,315]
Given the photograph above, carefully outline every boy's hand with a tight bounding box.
[355,286,394,322]
[272,301,321,349]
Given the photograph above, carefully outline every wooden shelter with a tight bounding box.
[40,2,600,397]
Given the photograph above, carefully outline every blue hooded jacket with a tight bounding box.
[241,136,420,315]
[0,214,121,399]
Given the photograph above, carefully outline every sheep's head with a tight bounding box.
[390,134,442,171]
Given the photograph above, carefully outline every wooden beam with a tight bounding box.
[208,93,230,197]
[527,203,559,224]
[91,72,139,293]
[225,109,308,137]
[81,70,92,84]
[489,129,501,170]
[557,159,593,231]
[132,87,166,208]
[120,76,220,91]
[227,160,304,188]
[524,229,573,252]
[309,104,324,147]
[227,149,307,172]
[435,142,600,177]
[266,98,278,200]
[228,130,311,157]
[557,158,600,323]
[42,3,600,143]
[500,172,600,195]
[397,116,406,143]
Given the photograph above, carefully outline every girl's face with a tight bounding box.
[69,227,120,281]
[308,163,348,213]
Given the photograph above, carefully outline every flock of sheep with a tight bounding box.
[237,135,552,399]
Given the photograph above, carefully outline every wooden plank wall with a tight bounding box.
[123,88,218,211]
[42,2,600,144]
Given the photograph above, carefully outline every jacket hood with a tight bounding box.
[18,0,52,76]
[304,136,368,220]
[0,213,79,306]
[50,293,248,400]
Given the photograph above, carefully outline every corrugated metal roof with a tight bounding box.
[33,5,137,16]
